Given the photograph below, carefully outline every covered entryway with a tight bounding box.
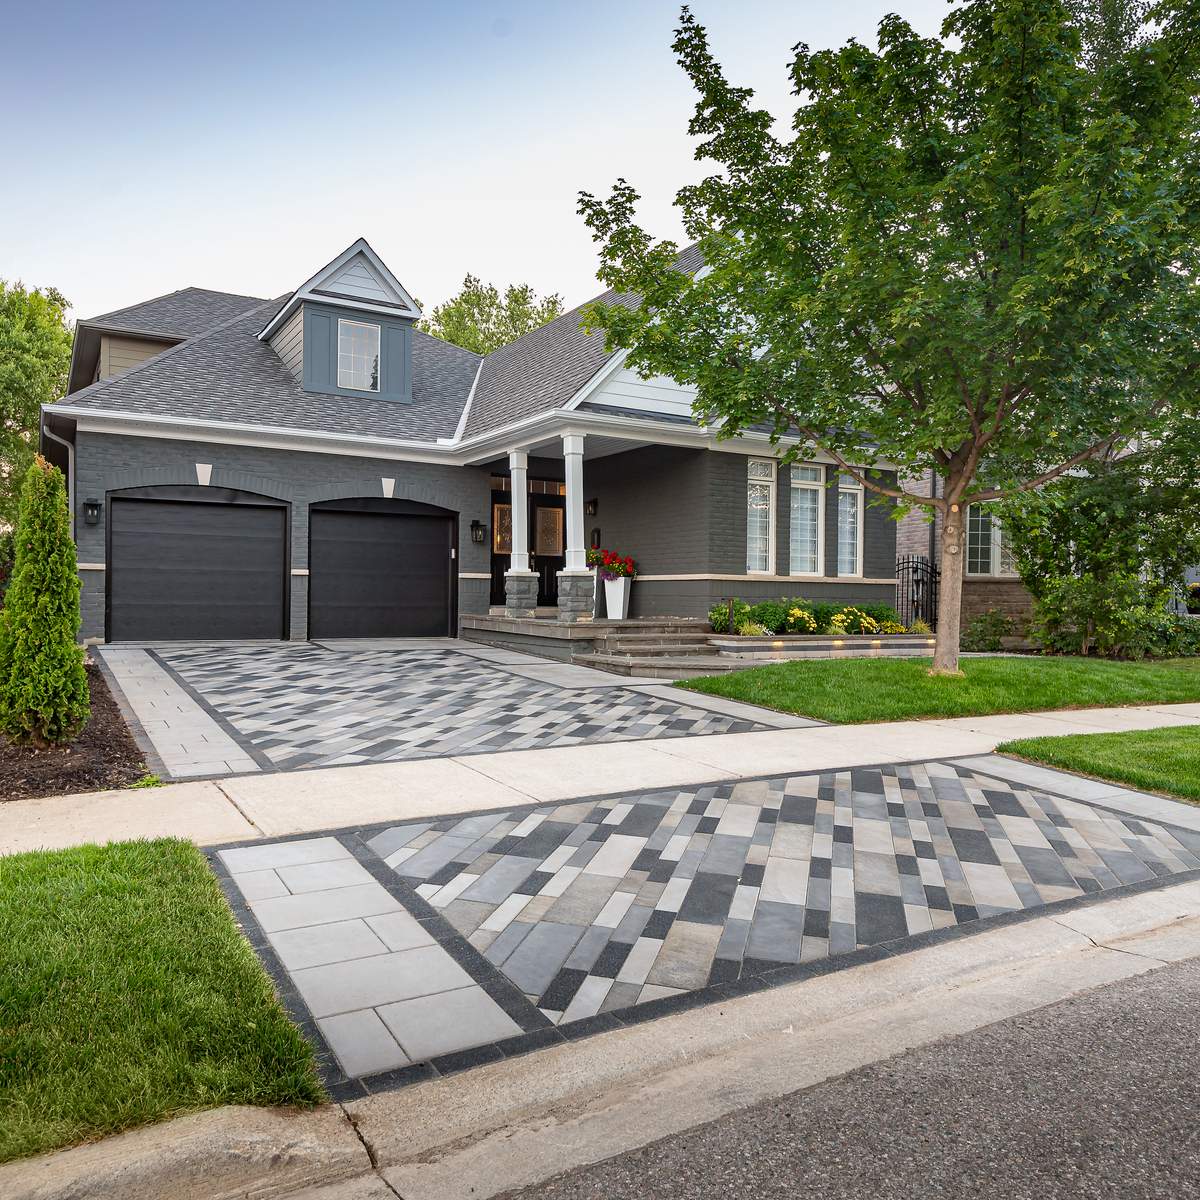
[308,498,456,638]
[107,485,288,641]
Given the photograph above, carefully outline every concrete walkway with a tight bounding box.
[4,702,1200,855]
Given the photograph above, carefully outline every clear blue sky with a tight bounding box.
[1,0,948,321]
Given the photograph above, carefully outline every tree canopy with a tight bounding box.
[420,274,563,355]
[577,0,1200,671]
[0,282,73,535]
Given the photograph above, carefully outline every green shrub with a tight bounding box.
[748,600,790,632]
[1029,573,1177,659]
[961,608,1016,652]
[0,458,89,746]
[909,617,933,635]
[736,619,769,636]
[708,598,750,633]
[859,602,902,627]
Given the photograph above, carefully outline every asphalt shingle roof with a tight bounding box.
[61,299,482,444]
[465,243,705,438]
[59,243,705,446]
[84,287,269,338]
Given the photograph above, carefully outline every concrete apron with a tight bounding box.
[6,879,1200,1200]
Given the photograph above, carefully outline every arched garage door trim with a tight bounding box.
[105,485,290,642]
[307,497,458,639]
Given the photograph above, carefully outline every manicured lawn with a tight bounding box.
[998,725,1200,806]
[0,839,322,1164]
[678,655,1200,724]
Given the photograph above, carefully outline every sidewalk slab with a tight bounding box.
[0,781,255,855]
[219,759,537,838]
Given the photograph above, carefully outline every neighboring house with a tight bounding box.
[42,239,899,643]
[895,470,1034,629]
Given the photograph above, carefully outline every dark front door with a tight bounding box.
[308,500,455,638]
[529,494,565,606]
[488,484,565,607]
[107,489,288,641]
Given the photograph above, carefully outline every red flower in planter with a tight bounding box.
[595,548,637,580]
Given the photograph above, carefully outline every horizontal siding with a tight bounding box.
[589,365,698,417]
[269,305,304,380]
[325,256,393,303]
[98,335,167,380]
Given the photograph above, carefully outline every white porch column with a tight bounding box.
[504,449,538,617]
[557,433,594,621]
[562,434,586,571]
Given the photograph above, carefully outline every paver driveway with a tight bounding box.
[209,757,1200,1099]
[99,639,784,778]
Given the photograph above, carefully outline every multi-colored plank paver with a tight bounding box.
[211,759,1200,1098]
[125,642,777,773]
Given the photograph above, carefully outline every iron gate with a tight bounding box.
[896,554,940,630]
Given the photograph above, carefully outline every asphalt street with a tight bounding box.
[505,955,1200,1200]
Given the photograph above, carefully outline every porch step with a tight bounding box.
[573,653,735,680]
[597,634,718,657]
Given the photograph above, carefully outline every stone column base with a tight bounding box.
[556,570,595,623]
[504,571,539,618]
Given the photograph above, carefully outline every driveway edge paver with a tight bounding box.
[5,880,1198,1200]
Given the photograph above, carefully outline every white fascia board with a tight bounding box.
[439,359,483,445]
[50,401,898,473]
[257,237,421,341]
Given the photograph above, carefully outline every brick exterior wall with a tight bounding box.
[961,578,1035,629]
[73,431,494,641]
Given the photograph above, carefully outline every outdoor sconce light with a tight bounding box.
[584,498,599,517]
[590,527,601,549]
[83,498,102,526]
[469,519,487,545]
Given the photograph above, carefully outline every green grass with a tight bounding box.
[998,725,1200,806]
[0,839,323,1164]
[678,655,1200,724]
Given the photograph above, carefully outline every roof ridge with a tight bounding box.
[83,285,267,329]
[54,296,284,409]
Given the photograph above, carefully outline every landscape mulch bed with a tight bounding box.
[0,662,147,801]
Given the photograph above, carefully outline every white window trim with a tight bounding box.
[836,475,865,578]
[337,317,381,392]
[965,502,1019,578]
[788,464,825,577]
[746,458,777,575]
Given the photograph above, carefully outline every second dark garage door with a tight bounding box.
[308,499,456,638]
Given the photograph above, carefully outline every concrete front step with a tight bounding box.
[599,641,719,658]
[574,654,738,679]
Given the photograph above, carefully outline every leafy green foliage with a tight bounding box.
[962,608,1017,651]
[0,458,88,746]
[0,282,72,532]
[708,598,750,632]
[716,596,903,634]
[1028,572,1200,658]
[577,1,1200,672]
[419,274,564,354]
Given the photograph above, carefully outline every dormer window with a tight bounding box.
[337,319,380,392]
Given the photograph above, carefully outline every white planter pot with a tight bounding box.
[590,566,601,617]
[604,576,631,620]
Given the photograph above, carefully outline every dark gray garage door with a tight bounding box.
[308,500,454,638]
[108,489,288,641]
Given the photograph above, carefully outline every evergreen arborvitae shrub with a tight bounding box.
[0,457,89,746]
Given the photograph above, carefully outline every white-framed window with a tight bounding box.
[789,464,824,576]
[746,458,776,574]
[337,318,381,391]
[966,503,1017,576]
[836,474,864,576]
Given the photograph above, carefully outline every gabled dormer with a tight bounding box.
[259,238,422,403]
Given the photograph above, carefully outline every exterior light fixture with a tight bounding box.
[83,497,102,526]
[584,498,599,517]
[469,519,486,545]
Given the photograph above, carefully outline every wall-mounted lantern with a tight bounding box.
[584,498,599,517]
[469,519,487,545]
[590,527,601,549]
[83,497,103,526]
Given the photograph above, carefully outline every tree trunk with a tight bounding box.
[931,503,966,675]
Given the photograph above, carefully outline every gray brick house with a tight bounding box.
[42,239,899,642]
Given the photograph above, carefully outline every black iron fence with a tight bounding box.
[896,554,940,630]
